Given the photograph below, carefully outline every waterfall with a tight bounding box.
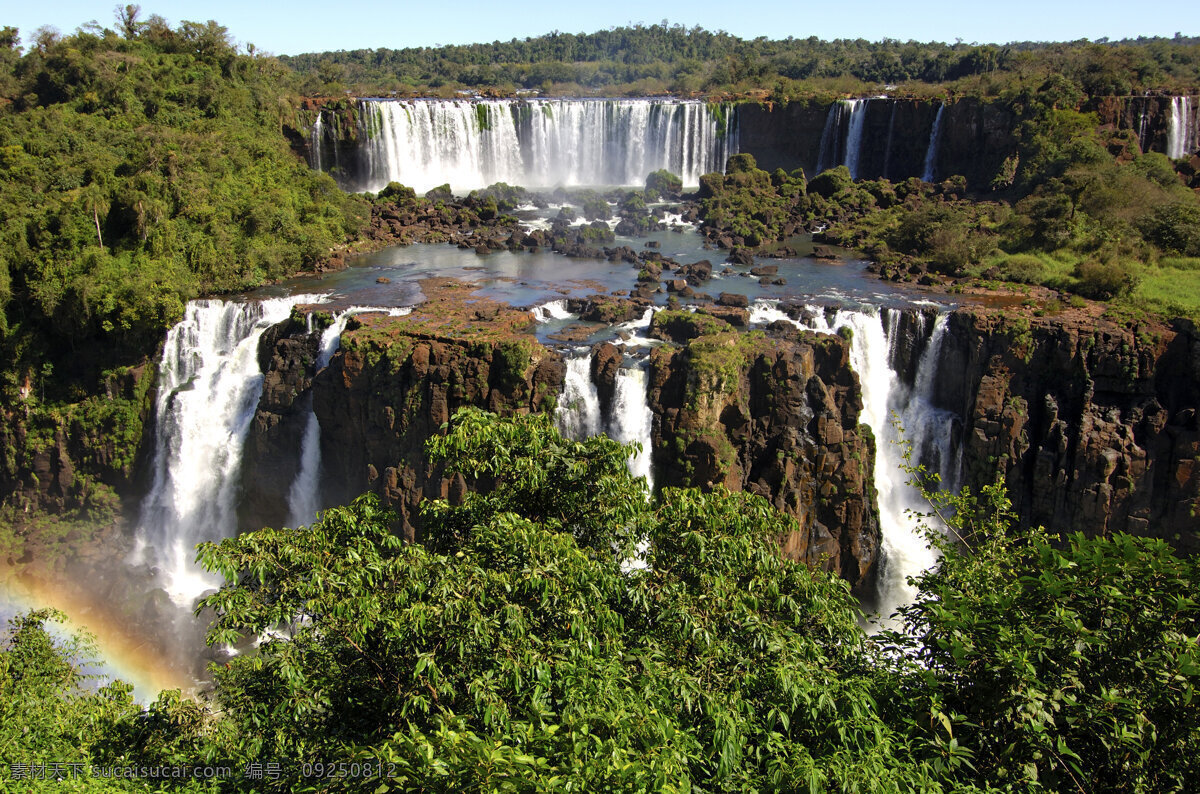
[607,367,655,492]
[843,99,869,180]
[285,313,352,529]
[132,296,323,606]
[922,105,945,182]
[556,351,603,441]
[332,98,737,193]
[531,299,574,323]
[749,301,960,625]
[882,102,898,180]
[310,114,323,172]
[816,102,842,174]
[555,349,654,491]
[1167,96,1196,160]
[817,99,868,178]
[1136,100,1152,154]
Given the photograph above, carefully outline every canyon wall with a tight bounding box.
[931,307,1200,551]
[6,296,1199,585]
[643,309,881,586]
[737,97,1017,188]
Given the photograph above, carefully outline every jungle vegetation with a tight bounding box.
[279,23,1200,100]
[3,409,1198,792]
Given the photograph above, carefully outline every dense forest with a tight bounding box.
[0,14,363,399]
[4,409,1198,791]
[0,13,367,536]
[280,23,1200,99]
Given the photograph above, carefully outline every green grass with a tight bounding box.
[1135,267,1200,320]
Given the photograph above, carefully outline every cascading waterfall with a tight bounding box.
[922,105,945,182]
[607,366,655,493]
[1167,96,1197,160]
[132,296,323,606]
[286,313,352,529]
[556,351,604,441]
[843,100,869,180]
[815,102,842,174]
[1136,100,1152,154]
[817,99,868,178]
[310,114,323,173]
[333,98,737,193]
[749,301,960,625]
[531,299,574,323]
[553,348,655,492]
[882,102,898,179]
[287,306,413,529]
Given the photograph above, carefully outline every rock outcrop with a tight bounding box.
[931,307,1200,551]
[647,309,881,586]
[239,310,323,530]
[306,283,562,540]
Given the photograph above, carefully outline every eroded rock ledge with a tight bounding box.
[932,307,1200,551]
[645,308,881,587]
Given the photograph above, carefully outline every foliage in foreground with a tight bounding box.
[3,409,1199,792]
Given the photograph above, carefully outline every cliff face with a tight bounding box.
[252,284,565,539]
[646,310,881,587]
[1093,95,1199,156]
[245,298,881,584]
[0,364,156,530]
[932,307,1200,551]
[665,97,1016,189]
[239,312,323,531]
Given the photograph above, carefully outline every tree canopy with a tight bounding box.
[278,24,1200,99]
[4,409,1197,791]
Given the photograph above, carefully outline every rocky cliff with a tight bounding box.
[644,308,881,587]
[931,306,1200,551]
[244,282,563,539]
[656,97,1016,189]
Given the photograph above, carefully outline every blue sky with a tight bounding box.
[5,1,1197,56]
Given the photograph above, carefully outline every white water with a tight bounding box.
[132,296,324,606]
[1137,100,1152,154]
[531,299,575,323]
[336,98,737,193]
[555,348,655,492]
[607,367,656,492]
[749,301,959,625]
[310,114,324,173]
[817,99,869,177]
[1167,96,1197,160]
[287,307,413,529]
[843,99,869,180]
[556,351,604,440]
[921,105,945,182]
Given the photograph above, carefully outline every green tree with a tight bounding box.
[886,463,1200,792]
[0,610,147,791]
[195,409,933,791]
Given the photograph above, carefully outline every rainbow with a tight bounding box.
[1,572,198,702]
